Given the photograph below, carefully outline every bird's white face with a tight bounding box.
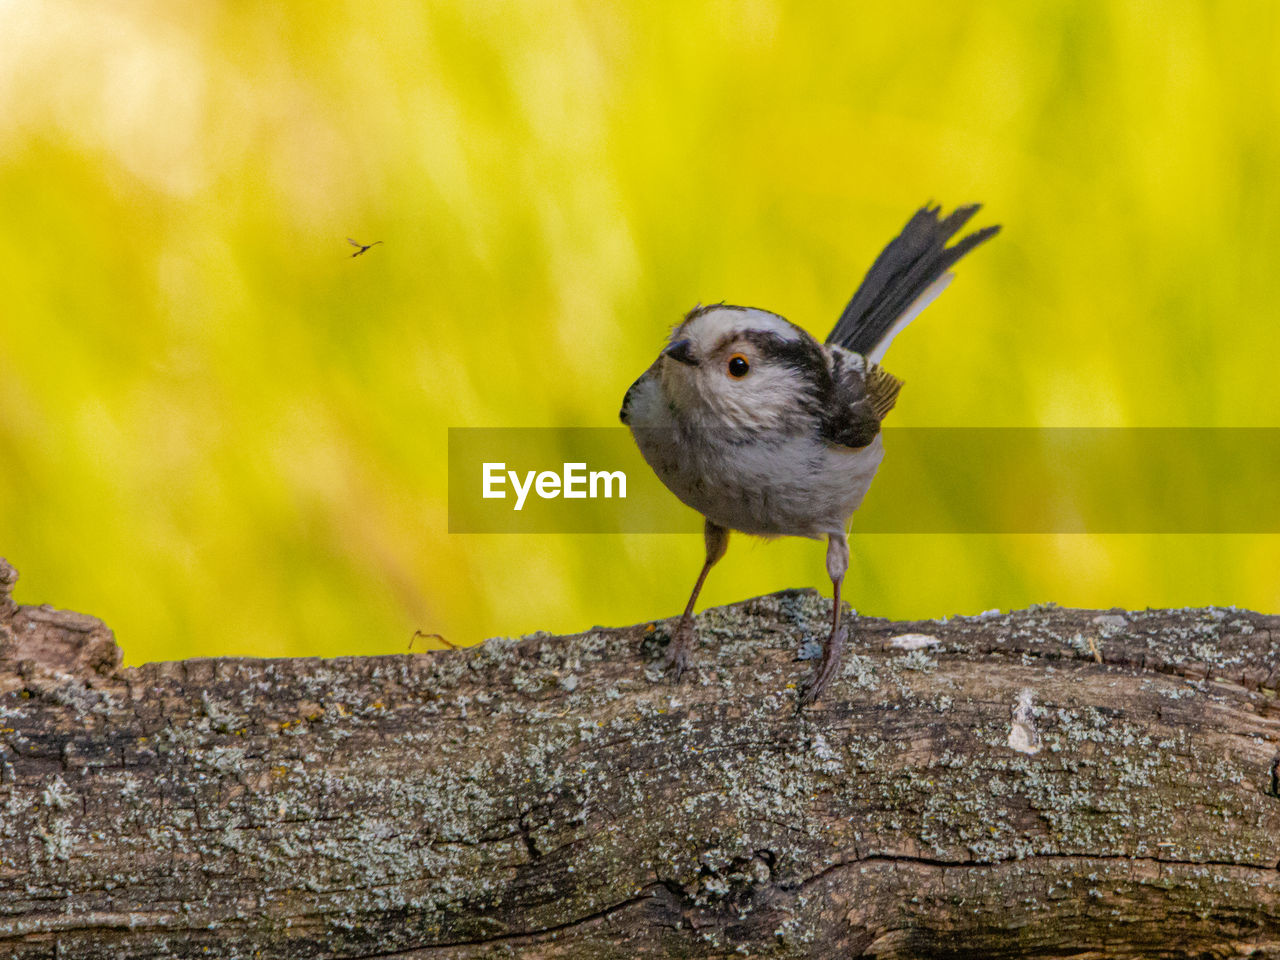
[658,306,829,435]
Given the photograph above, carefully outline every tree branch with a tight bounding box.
[1,557,1278,958]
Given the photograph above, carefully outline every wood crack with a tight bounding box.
[795,850,1280,894]
[341,886,663,957]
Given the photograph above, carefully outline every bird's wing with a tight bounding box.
[818,349,900,449]
[865,362,903,418]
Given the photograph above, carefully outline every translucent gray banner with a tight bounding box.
[448,427,1280,533]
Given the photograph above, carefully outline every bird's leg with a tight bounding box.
[802,532,850,705]
[663,519,730,678]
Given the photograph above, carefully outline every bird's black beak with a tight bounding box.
[663,339,698,366]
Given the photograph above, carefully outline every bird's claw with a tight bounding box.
[798,662,834,706]
[661,622,694,681]
[798,624,846,707]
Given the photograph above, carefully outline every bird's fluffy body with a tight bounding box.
[621,305,887,537]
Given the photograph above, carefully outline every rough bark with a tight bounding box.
[0,556,1278,959]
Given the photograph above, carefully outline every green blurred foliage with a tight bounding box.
[2,1,1279,664]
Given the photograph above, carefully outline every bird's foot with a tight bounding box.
[799,624,847,706]
[661,619,694,681]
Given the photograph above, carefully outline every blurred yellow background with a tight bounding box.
[3,1,1279,664]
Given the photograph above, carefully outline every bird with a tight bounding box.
[347,238,383,257]
[620,203,1000,704]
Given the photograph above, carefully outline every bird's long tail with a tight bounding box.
[825,204,1000,363]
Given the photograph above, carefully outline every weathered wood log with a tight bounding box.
[0,555,1278,959]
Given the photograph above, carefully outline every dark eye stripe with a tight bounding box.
[741,330,829,381]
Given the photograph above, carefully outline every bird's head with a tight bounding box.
[659,305,830,435]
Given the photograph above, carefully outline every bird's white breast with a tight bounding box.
[625,368,884,537]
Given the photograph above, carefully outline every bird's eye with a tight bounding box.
[727,354,750,379]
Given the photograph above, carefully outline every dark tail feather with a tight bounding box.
[825,203,1000,356]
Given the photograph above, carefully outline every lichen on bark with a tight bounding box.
[0,559,1278,958]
